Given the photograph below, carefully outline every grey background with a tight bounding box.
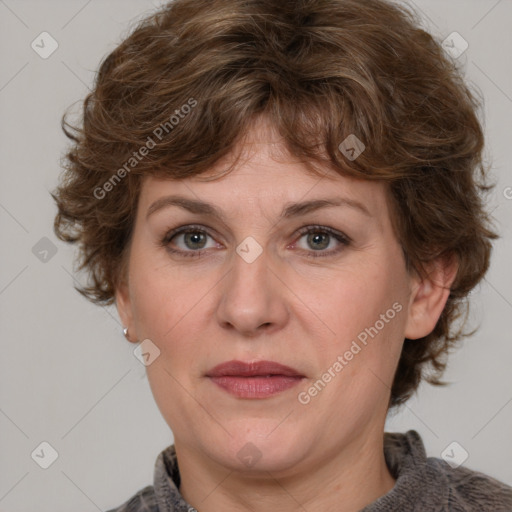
[0,0,511,510]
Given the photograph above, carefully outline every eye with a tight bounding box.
[161,225,218,258]
[293,225,351,258]
[161,224,351,259]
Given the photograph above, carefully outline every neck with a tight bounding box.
[176,429,395,512]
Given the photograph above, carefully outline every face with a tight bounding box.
[116,120,447,475]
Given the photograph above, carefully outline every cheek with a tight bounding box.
[308,260,408,375]
[308,266,392,336]
[129,259,217,376]
[128,250,195,338]
[304,300,406,422]
[131,276,170,339]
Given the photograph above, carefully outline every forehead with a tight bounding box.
[138,118,390,219]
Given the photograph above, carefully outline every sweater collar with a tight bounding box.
[361,430,450,511]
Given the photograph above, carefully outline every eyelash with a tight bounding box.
[160,224,351,259]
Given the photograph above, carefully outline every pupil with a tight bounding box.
[309,232,328,250]
[186,232,205,249]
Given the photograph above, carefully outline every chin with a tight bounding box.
[201,423,309,474]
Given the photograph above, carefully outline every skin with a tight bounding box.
[116,117,457,512]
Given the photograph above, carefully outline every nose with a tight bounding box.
[215,243,290,338]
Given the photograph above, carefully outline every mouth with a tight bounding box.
[206,360,305,399]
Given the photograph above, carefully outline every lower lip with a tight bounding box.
[209,376,303,398]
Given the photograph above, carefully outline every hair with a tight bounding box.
[52,0,498,408]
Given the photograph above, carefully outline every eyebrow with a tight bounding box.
[146,194,372,220]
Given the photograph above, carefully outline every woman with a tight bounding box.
[52,0,512,510]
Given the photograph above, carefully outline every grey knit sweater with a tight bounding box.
[106,430,512,511]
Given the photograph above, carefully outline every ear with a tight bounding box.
[115,277,137,344]
[404,253,458,340]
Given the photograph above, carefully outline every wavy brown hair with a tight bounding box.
[52,0,498,408]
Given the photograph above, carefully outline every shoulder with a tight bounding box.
[427,456,512,511]
[104,484,159,512]
[104,443,187,512]
[385,429,512,511]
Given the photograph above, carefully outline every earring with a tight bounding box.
[123,327,130,340]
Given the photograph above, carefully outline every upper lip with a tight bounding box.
[206,360,304,378]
